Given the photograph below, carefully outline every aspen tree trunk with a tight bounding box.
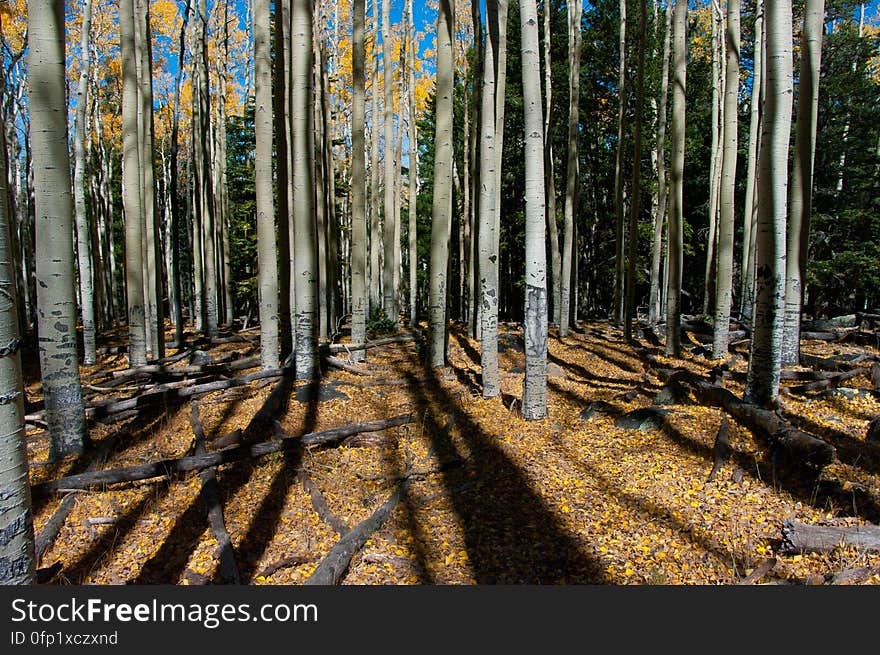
[468,0,482,338]
[314,34,329,341]
[665,0,687,358]
[704,1,723,317]
[521,0,548,420]
[479,0,501,398]
[254,0,279,370]
[134,0,153,354]
[381,0,397,324]
[218,8,233,328]
[274,0,293,359]
[428,0,454,369]
[624,0,646,343]
[613,0,627,324]
[169,1,190,348]
[745,0,793,405]
[139,0,164,358]
[406,0,419,327]
[712,0,740,359]
[462,76,471,324]
[73,0,96,365]
[394,68,404,322]
[649,2,672,325]
[559,0,582,338]
[782,0,825,366]
[0,62,34,584]
[370,10,382,316]
[543,0,560,327]
[292,0,318,380]
[195,0,217,339]
[351,0,368,361]
[740,0,763,320]
[29,0,88,458]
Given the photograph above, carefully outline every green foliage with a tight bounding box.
[226,102,258,318]
[366,308,397,339]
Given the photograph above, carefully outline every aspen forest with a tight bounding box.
[3,0,880,587]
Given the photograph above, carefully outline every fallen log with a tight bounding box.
[110,355,261,380]
[304,480,407,585]
[258,554,319,579]
[297,470,350,536]
[639,350,836,468]
[34,430,123,560]
[325,334,418,354]
[830,564,880,585]
[781,367,868,394]
[323,355,373,376]
[32,414,415,494]
[737,558,777,585]
[190,401,241,584]
[781,519,880,554]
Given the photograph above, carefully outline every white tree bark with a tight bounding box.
[520,0,548,421]
[479,0,501,398]
[428,0,454,369]
[782,0,825,366]
[292,0,318,380]
[381,0,398,324]
[254,0,279,369]
[665,0,687,358]
[351,0,368,362]
[560,0,582,337]
[73,0,96,365]
[745,0,793,405]
[0,64,34,585]
[649,2,672,325]
[30,0,88,456]
[712,0,740,359]
[740,0,763,321]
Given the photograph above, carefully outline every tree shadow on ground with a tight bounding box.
[395,356,606,583]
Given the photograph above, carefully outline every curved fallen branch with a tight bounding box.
[32,414,415,494]
[304,480,407,585]
[190,401,241,584]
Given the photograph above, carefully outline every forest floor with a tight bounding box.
[26,321,880,585]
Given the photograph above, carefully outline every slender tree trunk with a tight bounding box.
[406,0,418,327]
[479,0,501,398]
[351,0,368,361]
[543,0,560,327]
[195,0,217,339]
[740,0,763,321]
[169,1,190,348]
[369,10,381,316]
[665,0,687,358]
[559,0,582,338]
[254,0,279,369]
[704,1,723,317]
[745,0,793,405]
[428,0,454,368]
[613,0,627,324]
[292,0,318,380]
[73,0,96,365]
[0,61,34,584]
[468,0,482,338]
[274,0,293,359]
[649,2,672,325]
[520,0,548,420]
[29,0,88,458]
[782,0,825,366]
[381,0,397,324]
[624,0,646,342]
[712,0,740,359]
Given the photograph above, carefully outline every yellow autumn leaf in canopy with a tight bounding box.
[0,0,27,54]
